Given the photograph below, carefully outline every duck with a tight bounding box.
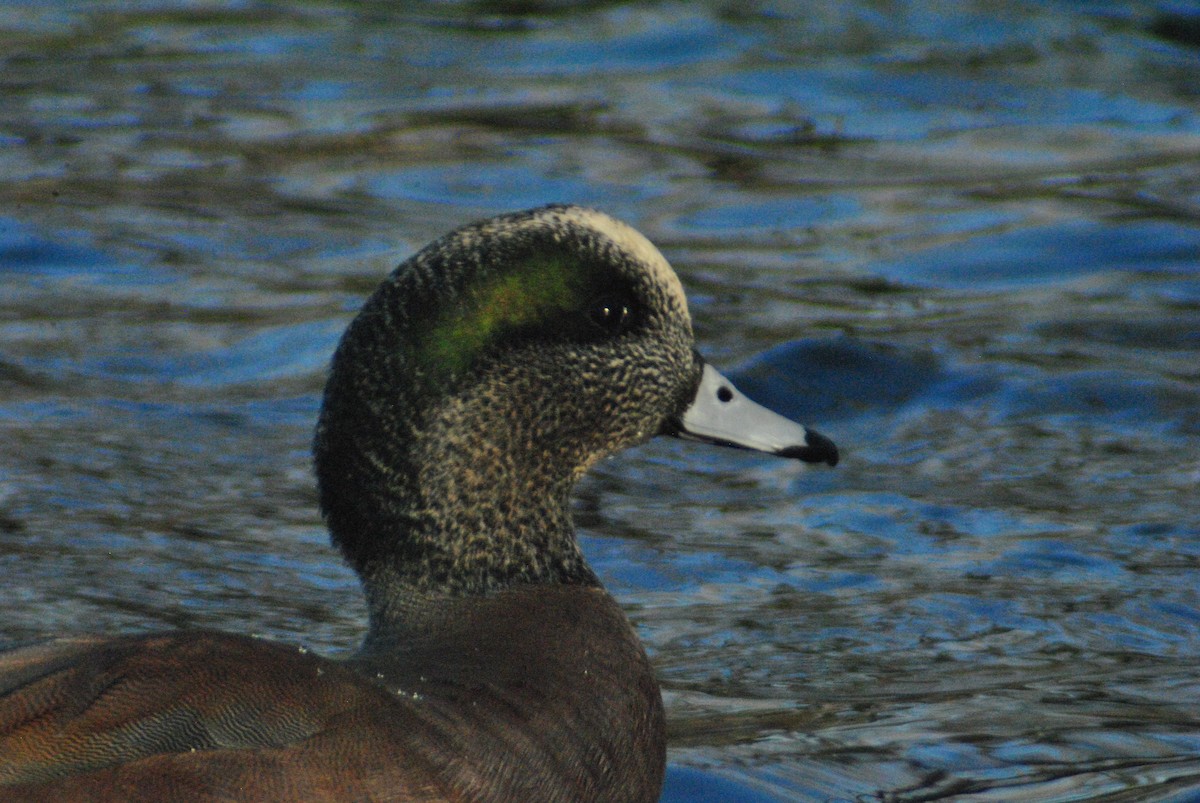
[0,205,838,802]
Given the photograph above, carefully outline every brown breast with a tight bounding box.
[0,585,665,802]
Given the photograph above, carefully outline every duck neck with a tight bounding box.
[365,481,602,647]
[317,407,601,642]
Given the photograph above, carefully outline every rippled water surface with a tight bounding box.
[3,2,1200,800]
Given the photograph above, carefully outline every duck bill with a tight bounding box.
[667,363,838,466]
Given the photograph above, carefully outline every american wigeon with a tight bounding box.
[0,205,837,802]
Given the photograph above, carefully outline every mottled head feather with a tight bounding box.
[400,205,690,383]
[314,205,701,617]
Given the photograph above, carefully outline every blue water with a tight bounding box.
[2,1,1200,800]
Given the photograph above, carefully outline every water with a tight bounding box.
[2,1,1200,800]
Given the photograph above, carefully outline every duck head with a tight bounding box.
[314,205,836,615]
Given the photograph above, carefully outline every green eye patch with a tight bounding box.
[420,255,600,376]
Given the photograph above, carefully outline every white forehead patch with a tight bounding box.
[549,207,690,317]
[460,206,690,317]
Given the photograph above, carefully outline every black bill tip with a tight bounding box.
[778,429,839,467]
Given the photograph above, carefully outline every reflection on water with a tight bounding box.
[2,2,1200,800]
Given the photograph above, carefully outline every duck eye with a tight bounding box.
[588,296,634,335]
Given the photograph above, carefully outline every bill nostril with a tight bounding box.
[716,386,733,403]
